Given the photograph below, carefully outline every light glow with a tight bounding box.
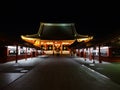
[43,23,74,26]
[77,36,93,42]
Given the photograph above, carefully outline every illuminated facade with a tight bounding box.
[21,22,93,55]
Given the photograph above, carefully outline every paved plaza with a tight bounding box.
[0,55,120,90]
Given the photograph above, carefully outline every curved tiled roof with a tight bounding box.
[22,23,92,40]
[21,22,93,47]
[37,23,77,40]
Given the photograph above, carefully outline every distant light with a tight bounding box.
[8,46,16,49]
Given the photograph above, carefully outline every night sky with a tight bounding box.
[0,1,120,41]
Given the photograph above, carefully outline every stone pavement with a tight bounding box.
[0,55,48,90]
[0,55,120,90]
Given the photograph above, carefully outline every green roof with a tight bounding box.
[37,23,77,40]
[22,22,91,41]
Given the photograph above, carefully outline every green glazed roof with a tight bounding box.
[37,23,77,40]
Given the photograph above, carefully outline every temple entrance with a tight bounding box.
[54,43,61,55]
[21,23,93,56]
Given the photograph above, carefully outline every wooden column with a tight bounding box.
[53,42,55,55]
[98,44,102,63]
[108,47,112,57]
[78,49,80,56]
[15,44,18,63]
[89,48,92,60]
[61,43,62,55]
[25,47,27,60]
[84,48,86,61]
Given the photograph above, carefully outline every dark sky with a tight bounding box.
[0,1,120,40]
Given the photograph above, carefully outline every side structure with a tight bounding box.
[21,22,93,55]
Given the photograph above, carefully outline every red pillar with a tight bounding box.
[98,44,102,63]
[25,47,27,60]
[108,47,112,57]
[15,44,18,63]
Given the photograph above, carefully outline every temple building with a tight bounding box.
[21,22,93,55]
